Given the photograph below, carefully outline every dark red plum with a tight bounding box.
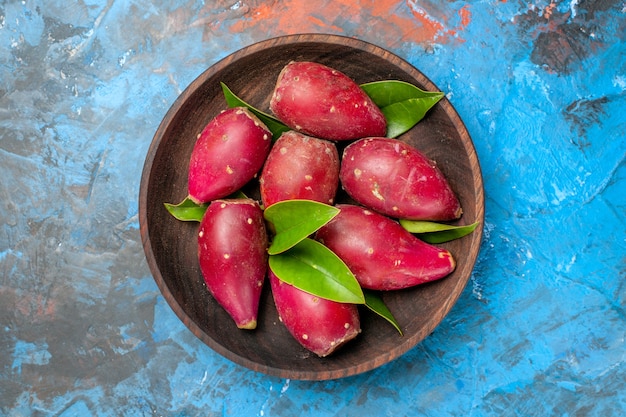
[340,137,462,221]
[316,204,456,291]
[188,107,271,204]
[270,61,386,141]
[198,199,268,329]
[259,131,339,207]
[269,269,360,357]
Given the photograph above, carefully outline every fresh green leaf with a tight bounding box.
[399,220,480,244]
[220,82,290,140]
[361,80,443,107]
[164,191,248,222]
[269,238,365,304]
[361,80,444,138]
[264,200,340,255]
[164,196,208,222]
[364,290,403,335]
[379,97,439,138]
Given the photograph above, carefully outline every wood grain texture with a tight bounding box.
[139,34,484,380]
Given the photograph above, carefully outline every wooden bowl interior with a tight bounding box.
[139,34,484,380]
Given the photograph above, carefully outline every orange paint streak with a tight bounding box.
[459,5,472,28]
[229,1,349,34]
[252,2,274,21]
[408,6,446,39]
[307,15,345,33]
[226,0,465,46]
[543,1,558,19]
[360,0,402,17]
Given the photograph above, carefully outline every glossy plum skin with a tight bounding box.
[188,107,272,204]
[268,269,361,357]
[259,131,340,207]
[269,61,386,141]
[198,199,268,329]
[316,204,456,291]
[340,137,462,221]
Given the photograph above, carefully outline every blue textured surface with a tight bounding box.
[1,1,625,415]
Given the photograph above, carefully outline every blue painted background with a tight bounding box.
[1,1,624,415]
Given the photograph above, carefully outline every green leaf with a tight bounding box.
[269,238,365,304]
[361,80,443,107]
[264,200,340,255]
[164,196,208,222]
[364,290,403,335]
[164,191,248,222]
[361,80,444,138]
[399,220,480,244]
[220,82,290,141]
[380,97,442,138]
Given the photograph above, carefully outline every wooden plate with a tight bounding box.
[139,34,484,380]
